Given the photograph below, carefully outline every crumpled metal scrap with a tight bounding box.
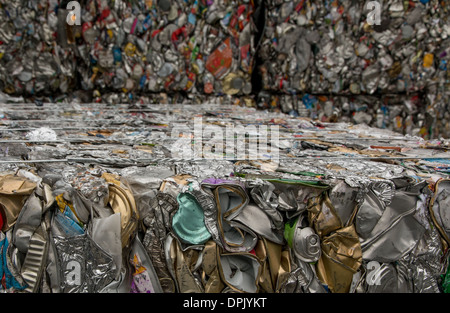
[0,99,449,294]
[0,0,260,103]
[0,0,449,140]
[256,0,449,139]
[258,0,449,94]
[0,168,448,294]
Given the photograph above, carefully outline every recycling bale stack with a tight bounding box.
[0,102,449,293]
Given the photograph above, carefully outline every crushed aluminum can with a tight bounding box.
[284,215,321,263]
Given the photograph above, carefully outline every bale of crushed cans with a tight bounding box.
[257,0,450,95]
[0,0,261,99]
[0,0,449,140]
[0,102,449,293]
[255,0,450,140]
